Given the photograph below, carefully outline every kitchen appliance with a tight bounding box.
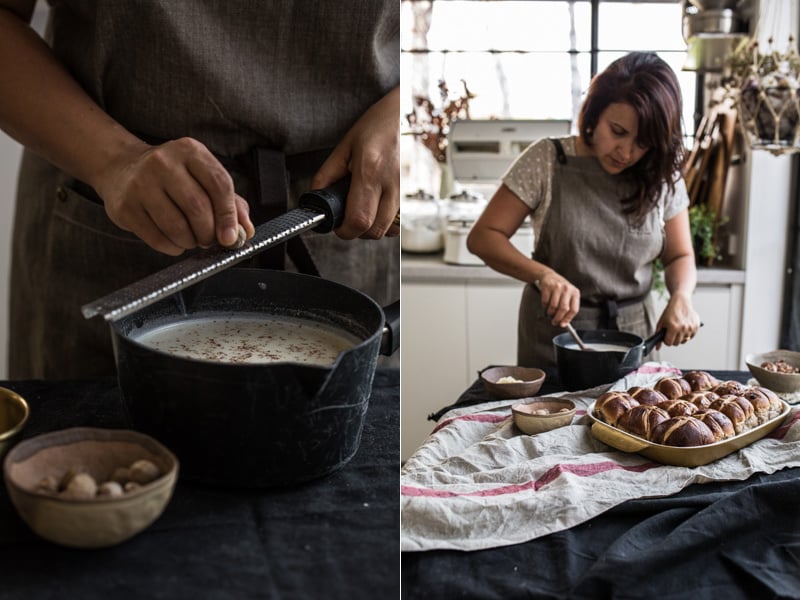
[443,119,571,265]
[400,189,445,253]
[681,0,755,73]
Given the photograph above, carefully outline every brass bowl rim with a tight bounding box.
[0,387,30,442]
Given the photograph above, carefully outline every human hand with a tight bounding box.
[93,137,255,255]
[535,272,580,327]
[311,86,399,240]
[655,290,701,348]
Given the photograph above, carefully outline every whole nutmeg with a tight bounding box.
[36,475,60,496]
[61,472,97,500]
[124,481,141,493]
[128,459,161,485]
[58,466,86,491]
[110,466,130,484]
[97,481,124,498]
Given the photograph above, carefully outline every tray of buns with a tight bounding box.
[587,371,791,467]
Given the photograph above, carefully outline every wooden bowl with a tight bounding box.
[0,387,29,462]
[746,350,800,393]
[481,366,546,399]
[512,398,576,435]
[3,427,178,548]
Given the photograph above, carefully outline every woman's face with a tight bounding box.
[589,102,649,174]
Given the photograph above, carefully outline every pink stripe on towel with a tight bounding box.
[401,460,661,498]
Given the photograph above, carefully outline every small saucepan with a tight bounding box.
[553,329,667,391]
[110,267,399,488]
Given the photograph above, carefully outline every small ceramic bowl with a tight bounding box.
[0,387,30,461]
[3,427,178,548]
[481,366,546,399]
[512,398,576,435]
[746,350,800,394]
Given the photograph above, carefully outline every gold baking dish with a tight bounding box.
[587,399,792,467]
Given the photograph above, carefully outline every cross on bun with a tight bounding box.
[628,386,669,406]
[594,391,638,427]
[657,398,698,418]
[651,415,716,447]
[738,388,773,425]
[616,405,669,439]
[653,377,691,399]
[682,370,720,392]
[712,380,747,396]
[708,396,748,434]
[751,386,784,420]
[693,408,735,441]
[680,391,719,410]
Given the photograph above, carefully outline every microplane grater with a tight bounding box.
[81,208,325,322]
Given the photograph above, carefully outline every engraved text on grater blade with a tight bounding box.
[82,209,325,321]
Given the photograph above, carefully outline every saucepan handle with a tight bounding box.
[643,328,667,355]
[643,322,704,355]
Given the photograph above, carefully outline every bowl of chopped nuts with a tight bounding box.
[746,350,800,394]
[3,427,178,548]
[512,398,576,435]
[480,366,546,399]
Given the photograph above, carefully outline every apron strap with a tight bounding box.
[550,138,568,164]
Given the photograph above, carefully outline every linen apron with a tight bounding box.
[9,1,400,379]
[517,139,662,369]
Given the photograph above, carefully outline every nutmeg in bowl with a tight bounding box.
[512,398,576,435]
[481,366,546,399]
[746,350,800,394]
[3,427,178,548]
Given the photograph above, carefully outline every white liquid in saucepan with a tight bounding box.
[133,314,361,365]
[564,342,632,352]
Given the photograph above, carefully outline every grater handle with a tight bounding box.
[299,176,351,233]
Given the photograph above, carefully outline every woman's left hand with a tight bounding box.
[656,290,702,348]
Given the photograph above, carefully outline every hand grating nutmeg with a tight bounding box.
[223,224,247,249]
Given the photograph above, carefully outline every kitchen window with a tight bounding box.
[401,0,695,190]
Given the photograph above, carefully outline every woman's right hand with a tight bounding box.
[93,137,255,255]
[536,272,580,328]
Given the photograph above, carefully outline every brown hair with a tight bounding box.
[578,52,685,218]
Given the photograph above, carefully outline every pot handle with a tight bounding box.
[643,328,667,356]
[299,176,351,233]
[643,322,704,356]
[380,300,400,356]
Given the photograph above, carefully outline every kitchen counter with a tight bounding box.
[0,370,399,600]
[401,252,746,285]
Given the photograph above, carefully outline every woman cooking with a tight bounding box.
[467,52,701,369]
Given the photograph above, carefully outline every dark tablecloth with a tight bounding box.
[0,369,399,600]
[403,370,800,600]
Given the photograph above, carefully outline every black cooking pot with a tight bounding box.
[553,329,666,391]
[110,268,399,488]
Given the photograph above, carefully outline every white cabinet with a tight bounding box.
[401,276,523,461]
